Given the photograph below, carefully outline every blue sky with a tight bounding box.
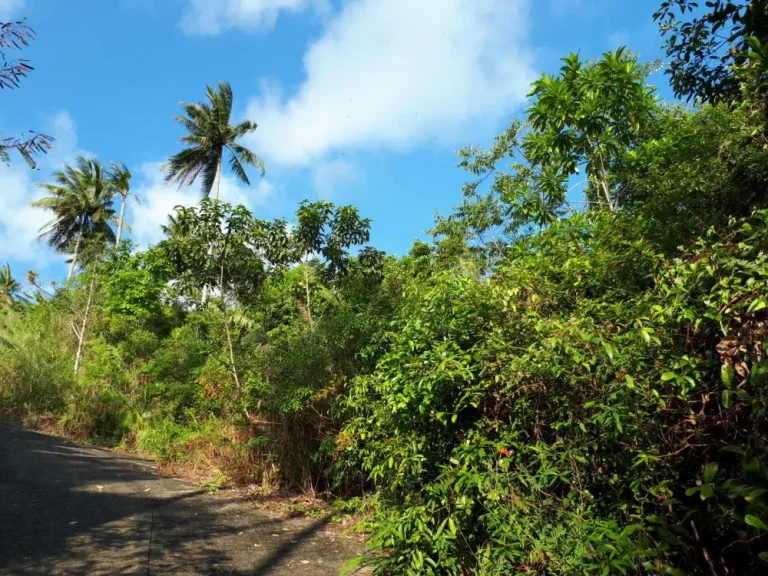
[0,0,672,281]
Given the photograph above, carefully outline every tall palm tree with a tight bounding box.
[32,156,116,280]
[0,263,20,305]
[108,161,137,246]
[164,81,265,200]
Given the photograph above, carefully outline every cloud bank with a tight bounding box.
[180,0,323,35]
[243,0,534,173]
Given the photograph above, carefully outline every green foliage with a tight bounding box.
[340,210,768,574]
[526,49,657,211]
[159,199,268,303]
[8,19,768,575]
[654,0,768,104]
[137,417,205,460]
[60,380,134,444]
[0,302,74,416]
[292,199,374,279]
[434,50,657,264]
[614,104,768,251]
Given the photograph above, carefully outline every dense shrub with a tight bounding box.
[0,305,73,417]
[340,210,768,574]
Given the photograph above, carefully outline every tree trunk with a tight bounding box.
[218,251,250,423]
[225,321,240,390]
[218,243,234,382]
[201,155,223,304]
[304,259,313,329]
[201,245,213,306]
[67,219,85,281]
[214,154,222,201]
[115,192,127,246]
[595,152,614,211]
[73,276,95,377]
[585,136,614,211]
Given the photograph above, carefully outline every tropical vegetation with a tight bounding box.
[3,2,768,574]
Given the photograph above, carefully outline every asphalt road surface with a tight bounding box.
[0,426,363,575]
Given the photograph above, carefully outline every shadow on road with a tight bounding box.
[0,426,359,575]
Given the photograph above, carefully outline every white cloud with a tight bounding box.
[128,162,274,247]
[245,0,535,168]
[0,111,85,271]
[0,0,24,21]
[179,0,323,35]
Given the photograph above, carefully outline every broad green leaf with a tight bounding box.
[448,517,457,535]
[703,463,719,483]
[721,364,735,388]
[747,297,767,314]
[745,515,768,530]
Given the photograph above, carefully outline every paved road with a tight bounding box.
[0,426,363,575]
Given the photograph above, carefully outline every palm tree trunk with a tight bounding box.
[67,219,85,281]
[214,154,222,201]
[201,154,223,304]
[115,192,127,246]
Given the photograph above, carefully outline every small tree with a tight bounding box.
[525,49,657,211]
[159,199,269,421]
[159,199,267,304]
[70,236,110,377]
[435,50,657,262]
[289,200,372,328]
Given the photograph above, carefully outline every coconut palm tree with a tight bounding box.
[108,162,138,246]
[0,263,20,305]
[32,156,116,280]
[164,81,265,200]
[109,162,130,245]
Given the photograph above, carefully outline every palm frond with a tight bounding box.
[230,143,265,176]
[31,157,117,257]
[227,152,250,186]
[165,81,264,199]
[201,154,221,198]
[211,81,233,126]
[108,161,131,195]
[234,120,258,138]
[164,147,207,187]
